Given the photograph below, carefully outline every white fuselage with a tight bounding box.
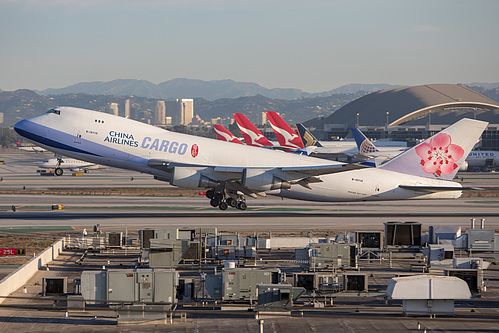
[14,107,463,202]
[466,151,499,169]
[38,157,104,171]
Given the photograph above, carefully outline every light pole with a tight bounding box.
[385,112,390,139]
[356,113,360,128]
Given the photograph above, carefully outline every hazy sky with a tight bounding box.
[1,0,498,93]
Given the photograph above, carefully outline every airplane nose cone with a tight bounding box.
[13,119,28,136]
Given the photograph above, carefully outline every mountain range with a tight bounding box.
[1,80,498,129]
[37,79,405,101]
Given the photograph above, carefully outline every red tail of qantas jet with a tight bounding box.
[213,124,243,144]
[265,111,304,149]
[233,113,273,147]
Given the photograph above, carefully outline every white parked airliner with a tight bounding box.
[14,107,487,210]
[38,156,106,176]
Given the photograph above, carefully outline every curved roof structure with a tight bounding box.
[306,84,499,128]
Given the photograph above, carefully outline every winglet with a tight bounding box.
[213,124,243,144]
[295,124,323,147]
[233,113,273,147]
[379,118,488,180]
[351,127,379,153]
[265,111,304,149]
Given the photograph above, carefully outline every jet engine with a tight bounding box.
[459,161,468,171]
[170,167,218,189]
[242,168,291,192]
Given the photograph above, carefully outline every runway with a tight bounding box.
[0,195,498,232]
[1,151,499,232]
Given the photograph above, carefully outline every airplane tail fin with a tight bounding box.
[265,111,304,149]
[213,124,244,144]
[233,113,273,147]
[295,124,323,147]
[379,118,488,180]
[351,128,379,154]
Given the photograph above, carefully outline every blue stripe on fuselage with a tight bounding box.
[14,120,100,157]
[14,120,148,165]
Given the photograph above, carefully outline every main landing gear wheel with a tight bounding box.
[236,201,247,210]
[54,168,63,176]
[226,197,237,207]
[218,201,228,210]
[214,192,224,202]
[206,188,247,210]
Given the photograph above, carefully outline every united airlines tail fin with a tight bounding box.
[351,128,379,154]
[233,113,273,147]
[265,111,304,149]
[213,124,244,145]
[295,124,323,148]
[379,118,488,180]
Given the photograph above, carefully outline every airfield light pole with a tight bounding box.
[385,111,390,139]
[356,113,360,128]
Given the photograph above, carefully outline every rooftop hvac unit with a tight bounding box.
[294,273,314,291]
[342,273,368,292]
[384,221,421,248]
[293,272,336,292]
[466,228,495,252]
[107,232,122,248]
[140,229,155,249]
[356,231,382,249]
[177,278,194,302]
[445,269,483,294]
[257,284,305,311]
[42,277,67,296]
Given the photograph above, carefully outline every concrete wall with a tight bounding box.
[0,237,66,304]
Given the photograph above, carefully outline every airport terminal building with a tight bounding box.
[304,84,499,150]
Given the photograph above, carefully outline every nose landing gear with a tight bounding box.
[205,189,247,210]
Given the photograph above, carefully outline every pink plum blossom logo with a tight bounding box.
[415,133,464,176]
[191,144,199,158]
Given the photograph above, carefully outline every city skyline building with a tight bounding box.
[124,99,130,118]
[180,99,194,126]
[108,103,119,116]
[154,100,166,125]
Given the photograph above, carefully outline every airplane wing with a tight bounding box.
[147,159,369,192]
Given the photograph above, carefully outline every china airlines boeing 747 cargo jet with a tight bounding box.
[14,107,487,210]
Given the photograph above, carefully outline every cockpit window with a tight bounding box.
[46,109,60,115]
